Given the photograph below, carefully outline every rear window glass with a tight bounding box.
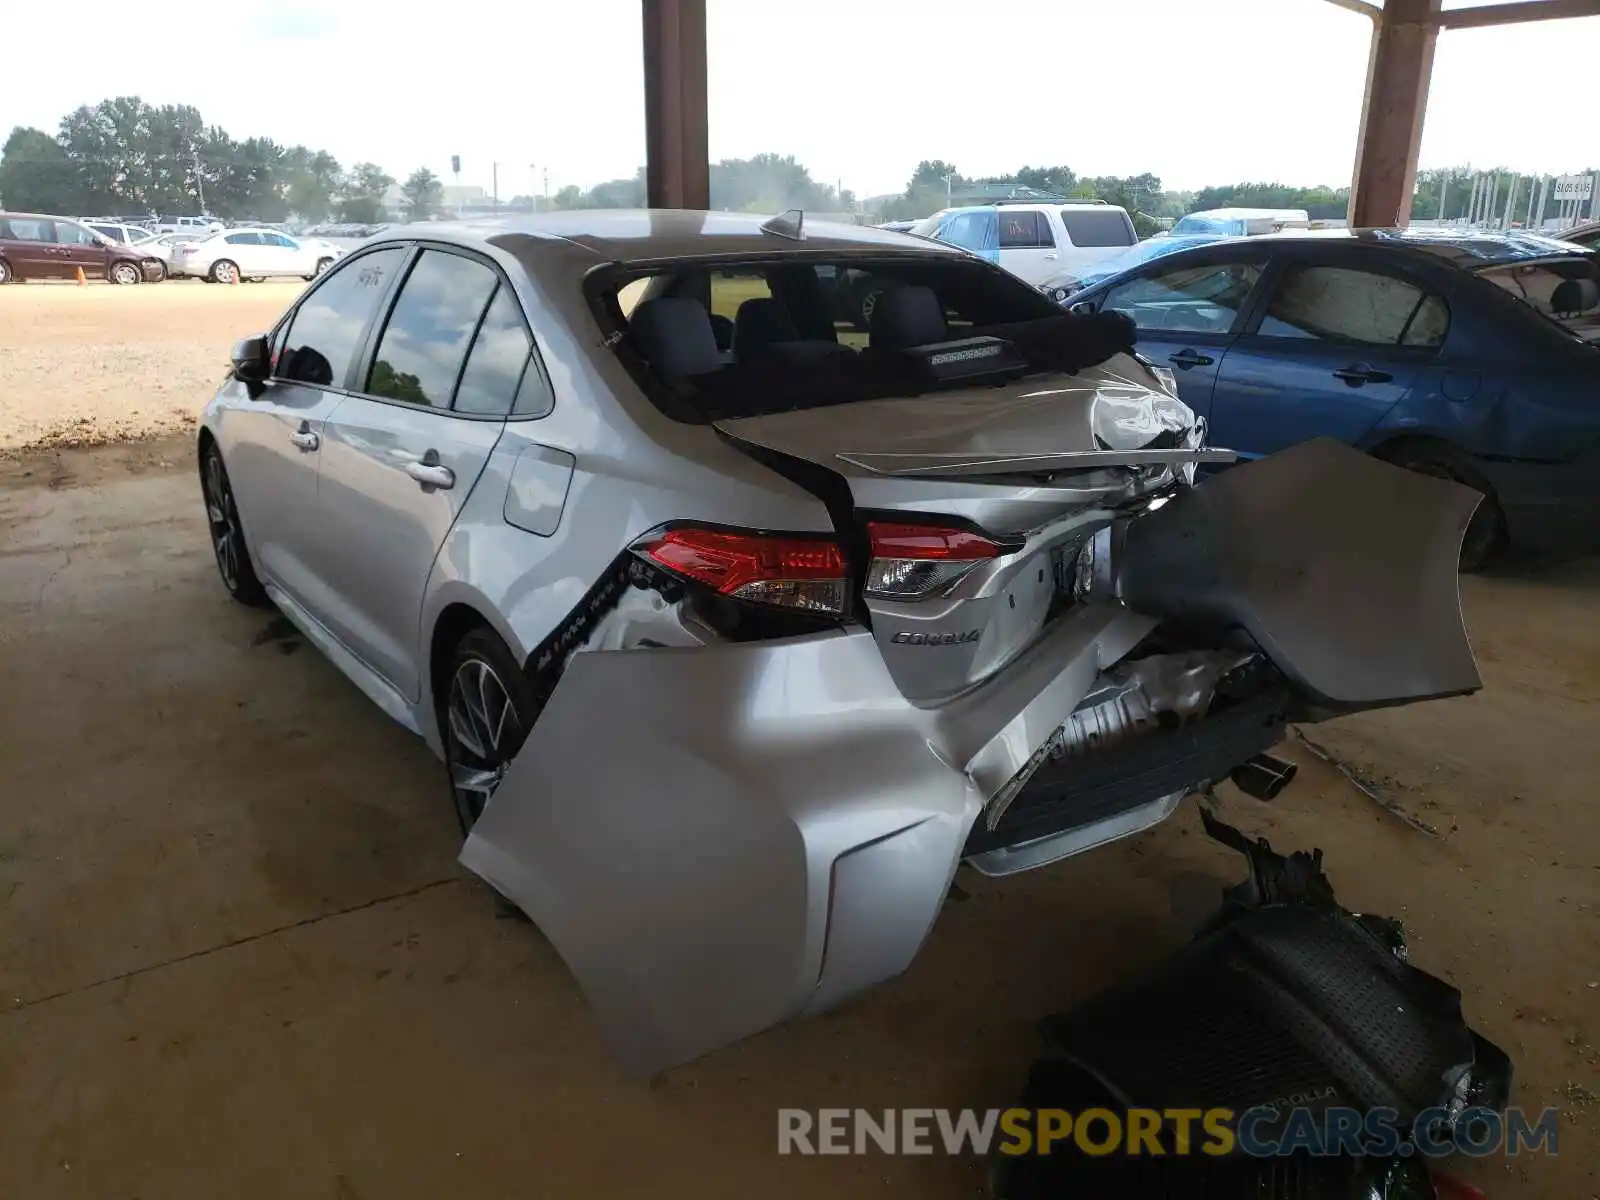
[600,256,1088,422]
[1060,209,1135,248]
[1477,258,1600,342]
[998,210,1052,249]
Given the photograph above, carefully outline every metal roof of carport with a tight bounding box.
[636,0,1600,227]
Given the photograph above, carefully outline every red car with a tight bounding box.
[0,212,167,283]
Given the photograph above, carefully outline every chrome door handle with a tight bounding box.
[289,427,319,451]
[404,458,455,490]
[1043,252,1057,260]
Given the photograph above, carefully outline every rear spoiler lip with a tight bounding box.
[834,446,1241,478]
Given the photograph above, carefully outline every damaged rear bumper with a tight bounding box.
[461,440,1483,1075]
[461,601,1156,1076]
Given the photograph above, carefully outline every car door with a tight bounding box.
[219,231,268,275]
[997,210,1056,284]
[219,245,411,613]
[268,233,310,275]
[0,216,64,278]
[53,220,114,278]
[311,246,518,700]
[1207,257,1448,459]
[1094,252,1271,425]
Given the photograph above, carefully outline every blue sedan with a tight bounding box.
[1066,228,1600,569]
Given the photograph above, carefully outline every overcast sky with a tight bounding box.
[10,0,1599,199]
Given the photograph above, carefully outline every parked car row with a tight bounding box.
[0,210,346,284]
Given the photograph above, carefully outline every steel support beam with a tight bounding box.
[1436,0,1600,29]
[1347,0,1441,228]
[642,0,710,210]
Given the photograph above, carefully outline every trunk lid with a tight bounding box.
[715,356,1233,705]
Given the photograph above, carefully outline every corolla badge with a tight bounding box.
[890,629,981,646]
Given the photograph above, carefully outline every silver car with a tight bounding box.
[197,211,1482,1075]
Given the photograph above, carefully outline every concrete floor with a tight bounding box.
[1,439,1595,1200]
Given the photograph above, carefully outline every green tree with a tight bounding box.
[400,167,443,221]
[282,146,342,221]
[0,127,76,212]
[338,162,394,223]
[550,183,584,209]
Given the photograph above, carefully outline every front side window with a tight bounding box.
[88,224,122,243]
[365,249,499,408]
[276,246,407,387]
[998,210,1050,249]
[1258,266,1446,347]
[1061,209,1136,248]
[454,286,542,416]
[1104,260,1265,334]
[54,221,101,246]
[272,234,299,249]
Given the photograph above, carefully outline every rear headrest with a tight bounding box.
[733,298,799,358]
[1550,277,1599,316]
[629,297,722,378]
[869,285,948,349]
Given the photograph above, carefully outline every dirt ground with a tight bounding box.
[0,280,301,455]
[0,286,1595,1199]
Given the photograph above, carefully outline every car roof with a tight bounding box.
[361,209,966,263]
[1250,226,1593,267]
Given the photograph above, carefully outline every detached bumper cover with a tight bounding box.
[1117,438,1482,709]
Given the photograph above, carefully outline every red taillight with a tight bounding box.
[867,521,1005,560]
[638,527,847,614]
[865,521,1011,601]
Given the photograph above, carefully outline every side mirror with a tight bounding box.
[1069,300,1097,316]
[231,335,271,389]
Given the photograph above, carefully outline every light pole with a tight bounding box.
[529,163,550,208]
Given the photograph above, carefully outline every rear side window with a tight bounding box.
[2,218,51,241]
[998,210,1052,249]
[454,286,545,417]
[1258,266,1448,347]
[225,232,262,246]
[365,249,498,408]
[1061,209,1136,248]
[276,246,406,387]
[1105,260,1264,334]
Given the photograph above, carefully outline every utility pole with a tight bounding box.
[492,162,499,206]
[1437,171,1449,223]
[193,149,206,215]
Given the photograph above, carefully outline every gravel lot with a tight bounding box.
[0,280,300,456]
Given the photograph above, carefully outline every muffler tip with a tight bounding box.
[1230,753,1299,802]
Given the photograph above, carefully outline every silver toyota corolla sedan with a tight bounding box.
[197,210,1482,1075]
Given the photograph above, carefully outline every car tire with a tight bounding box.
[1378,444,1506,573]
[109,261,141,285]
[150,262,167,283]
[210,259,239,284]
[439,624,539,837]
[315,257,334,276]
[0,258,11,284]
[200,442,268,606]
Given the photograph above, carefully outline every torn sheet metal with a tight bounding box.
[1116,438,1483,709]
[714,355,1225,478]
